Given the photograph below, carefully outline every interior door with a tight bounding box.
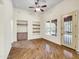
[61,11,78,49]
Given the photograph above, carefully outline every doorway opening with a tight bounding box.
[17,20,28,41]
[61,11,78,49]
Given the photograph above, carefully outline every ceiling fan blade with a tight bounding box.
[41,5,47,7]
[35,0,39,5]
[35,2,38,5]
[37,0,39,2]
[29,6,35,8]
[40,9,44,12]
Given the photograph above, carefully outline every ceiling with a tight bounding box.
[12,0,63,12]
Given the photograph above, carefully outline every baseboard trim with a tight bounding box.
[28,38,43,40]
[42,38,61,46]
[42,38,78,53]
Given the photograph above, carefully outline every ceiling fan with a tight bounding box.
[29,0,47,12]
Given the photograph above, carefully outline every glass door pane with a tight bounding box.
[51,19,57,36]
[45,21,51,35]
[63,16,72,46]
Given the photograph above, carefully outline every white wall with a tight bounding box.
[13,8,41,41]
[0,4,5,59]
[0,0,13,59]
[41,0,79,50]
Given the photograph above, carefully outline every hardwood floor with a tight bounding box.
[7,39,79,59]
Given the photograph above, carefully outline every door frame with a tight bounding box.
[61,11,78,49]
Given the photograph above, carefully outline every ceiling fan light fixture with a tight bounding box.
[29,0,47,12]
[36,8,40,11]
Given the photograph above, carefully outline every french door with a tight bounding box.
[61,11,78,49]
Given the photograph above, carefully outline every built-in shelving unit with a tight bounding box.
[32,21,40,34]
[33,28,40,29]
[32,24,40,26]
[17,20,28,26]
[17,23,27,26]
[17,20,28,41]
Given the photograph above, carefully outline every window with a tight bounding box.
[45,21,51,35]
[51,19,57,36]
[45,19,57,36]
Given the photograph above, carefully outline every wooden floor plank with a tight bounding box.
[7,39,79,59]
